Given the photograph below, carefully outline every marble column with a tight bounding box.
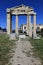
[27,15,29,35]
[33,14,36,38]
[7,13,12,34]
[16,15,18,35]
[29,15,32,37]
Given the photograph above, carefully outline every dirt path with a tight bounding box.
[9,39,41,65]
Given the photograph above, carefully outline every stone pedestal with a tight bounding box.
[7,13,12,34]
[16,15,18,35]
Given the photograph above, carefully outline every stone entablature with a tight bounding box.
[6,4,36,15]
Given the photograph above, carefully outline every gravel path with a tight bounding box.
[9,39,41,65]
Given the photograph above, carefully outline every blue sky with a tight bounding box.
[0,0,43,30]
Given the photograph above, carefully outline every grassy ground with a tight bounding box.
[0,34,16,65]
[29,38,43,64]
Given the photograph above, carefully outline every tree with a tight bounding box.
[0,27,2,30]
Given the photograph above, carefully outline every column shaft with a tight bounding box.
[33,14,36,37]
[7,13,12,34]
[27,15,29,35]
[16,15,18,35]
[29,15,32,37]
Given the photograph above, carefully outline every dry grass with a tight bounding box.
[0,34,16,65]
[29,38,43,64]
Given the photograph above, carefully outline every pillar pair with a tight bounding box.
[7,13,18,35]
[27,14,36,37]
[7,13,36,38]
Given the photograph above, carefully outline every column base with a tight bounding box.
[29,31,32,37]
[33,33,37,39]
[16,33,19,36]
[26,31,29,36]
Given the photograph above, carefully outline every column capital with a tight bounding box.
[27,14,30,16]
[34,12,36,15]
[16,14,18,16]
[6,8,11,13]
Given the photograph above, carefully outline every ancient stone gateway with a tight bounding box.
[6,4,36,38]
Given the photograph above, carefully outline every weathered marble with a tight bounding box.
[6,4,36,38]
